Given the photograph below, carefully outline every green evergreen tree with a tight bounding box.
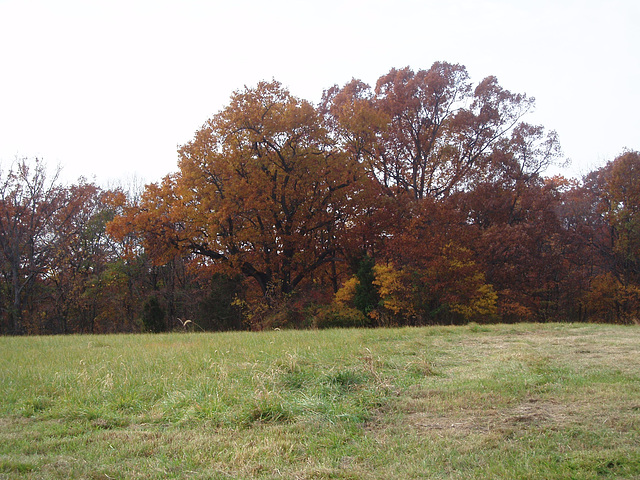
[353,255,379,316]
[197,273,245,331]
[141,297,166,333]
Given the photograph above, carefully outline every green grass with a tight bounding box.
[1,323,639,479]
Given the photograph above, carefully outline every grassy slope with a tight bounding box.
[0,323,639,479]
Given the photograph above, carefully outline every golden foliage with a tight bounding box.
[334,276,358,306]
[583,273,640,323]
[372,263,415,317]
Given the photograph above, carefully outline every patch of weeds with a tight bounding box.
[19,396,53,417]
[467,322,491,333]
[244,399,294,425]
[565,451,640,477]
[273,352,305,374]
[325,370,368,392]
[90,416,129,430]
[406,359,440,378]
[111,393,146,414]
[0,459,37,473]
[63,406,104,422]
[281,369,315,390]
[596,459,623,475]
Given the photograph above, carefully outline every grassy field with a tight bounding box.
[1,323,639,479]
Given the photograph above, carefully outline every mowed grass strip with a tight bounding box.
[1,323,639,479]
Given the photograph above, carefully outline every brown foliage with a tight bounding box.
[4,65,637,334]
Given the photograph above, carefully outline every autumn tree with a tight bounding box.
[322,63,536,200]
[603,150,640,284]
[45,184,141,333]
[320,63,554,323]
[451,123,568,321]
[573,150,640,322]
[109,81,362,312]
[0,159,83,334]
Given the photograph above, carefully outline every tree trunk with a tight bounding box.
[11,263,24,335]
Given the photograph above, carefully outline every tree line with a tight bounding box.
[2,62,638,334]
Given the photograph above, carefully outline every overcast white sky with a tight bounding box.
[1,0,638,185]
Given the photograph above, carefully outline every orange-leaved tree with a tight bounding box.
[109,81,363,303]
[604,150,640,285]
[575,150,640,321]
[322,63,536,200]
